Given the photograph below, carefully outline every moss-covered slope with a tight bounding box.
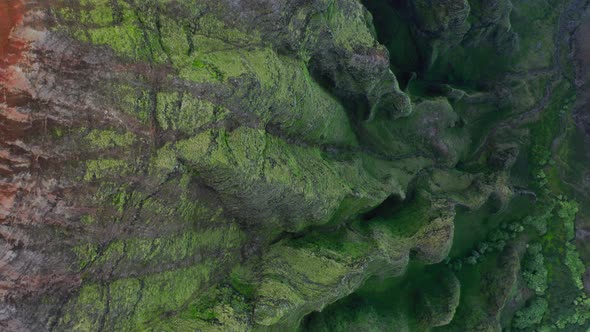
[1,0,589,331]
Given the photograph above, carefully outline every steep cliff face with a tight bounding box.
[1,0,589,331]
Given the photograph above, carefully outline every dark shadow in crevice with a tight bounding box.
[361,194,405,221]
[362,0,425,82]
[306,58,375,151]
[396,71,415,92]
[307,58,372,124]
[361,176,419,222]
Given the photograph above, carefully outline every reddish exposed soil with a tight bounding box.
[0,0,29,222]
[0,0,26,92]
[0,0,24,61]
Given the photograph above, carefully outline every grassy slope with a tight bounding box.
[34,0,590,330]
[304,0,590,331]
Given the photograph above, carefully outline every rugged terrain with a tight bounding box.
[1,0,589,331]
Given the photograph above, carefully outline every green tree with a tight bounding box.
[522,243,548,295]
[565,243,585,290]
[513,297,548,330]
[558,200,578,241]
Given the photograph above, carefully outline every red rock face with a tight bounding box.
[0,0,34,107]
[1,2,83,330]
[0,0,25,70]
[1,0,27,217]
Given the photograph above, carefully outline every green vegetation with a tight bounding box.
[83,159,131,182]
[27,0,589,331]
[85,129,136,149]
[565,243,586,291]
[513,297,548,330]
[523,203,554,236]
[559,199,579,241]
[58,262,214,331]
[446,219,525,271]
[554,294,590,329]
[522,243,548,295]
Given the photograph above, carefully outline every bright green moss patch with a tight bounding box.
[72,243,100,271]
[156,91,227,135]
[323,0,375,52]
[82,227,243,272]
[59,263,214,331]
[176,127,406,232]
[58,283,107,331]
[254,245,359,326]
[85,129,135,149]
[175,130,215,162]
[80,215,96,225]
[79,0,115,26]
[56,0,361,147]
[113,262,213,329]
[178,285,251,329]
[86,11,145,58]
[52,127,65,139]
[150,143,177,178]
[84,159,132,181]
